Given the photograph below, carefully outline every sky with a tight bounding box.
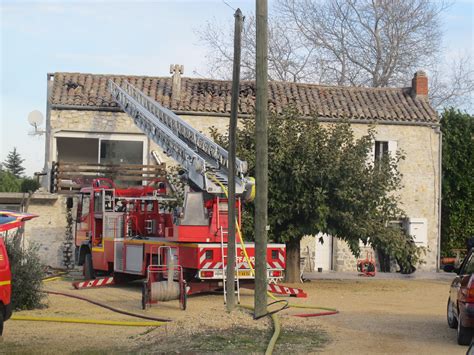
[1,0,473,176]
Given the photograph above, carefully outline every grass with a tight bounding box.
[137,325,328,354]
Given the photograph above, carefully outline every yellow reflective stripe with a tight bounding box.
[0,280,11,286]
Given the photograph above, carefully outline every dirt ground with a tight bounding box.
[0,275,465,354]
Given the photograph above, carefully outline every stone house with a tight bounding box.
[25,68,440,271]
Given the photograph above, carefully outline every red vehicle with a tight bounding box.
[445,247,474,345]
[0,211,38,335]
[74,178,286,297]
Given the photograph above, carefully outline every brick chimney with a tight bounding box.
[411,70,428,98]
[170,64,184,101]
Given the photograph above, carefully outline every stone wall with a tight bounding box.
[330,124,440,272]
[0,193,69,268]
[26,195,70,268]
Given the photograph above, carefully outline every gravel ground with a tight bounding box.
[0,274,465,354]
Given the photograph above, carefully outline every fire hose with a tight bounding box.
[11,315,164,327]
[44,290,171,322]
[10,276,170,327]
[207,173,339,355]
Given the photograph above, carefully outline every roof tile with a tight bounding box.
[50,72,438,123]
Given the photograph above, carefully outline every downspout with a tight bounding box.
[436,126,443,272]
[44,73,54,191]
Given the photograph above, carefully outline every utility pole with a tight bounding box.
[227,8,244,312]
[254,0,268,319]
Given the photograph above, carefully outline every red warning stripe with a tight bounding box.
[267,283,307,298]
[72,277,115,289]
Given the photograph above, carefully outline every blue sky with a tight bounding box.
[1,0,473,175]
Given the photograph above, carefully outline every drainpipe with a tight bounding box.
[44,73,54,191]
[436,126,443,272]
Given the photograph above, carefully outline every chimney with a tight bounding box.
[170,64,184,101]
[411,70,428,98]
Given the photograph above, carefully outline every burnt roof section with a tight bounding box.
[49,72,439,124]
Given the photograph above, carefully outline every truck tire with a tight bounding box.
[84,253,95,280]
[0,308,4,336]
[180,281,187,311]
[457,311,474,345]
[141,282,148,310]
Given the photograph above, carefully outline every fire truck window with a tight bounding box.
[104,190,114,212]
[81,195,90,217]
[146,201,154,212]
[94,192,102,213]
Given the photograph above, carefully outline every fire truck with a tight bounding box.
[74,80,286,304]
[0,211,39,335]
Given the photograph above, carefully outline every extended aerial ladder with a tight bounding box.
[108,80,250,196]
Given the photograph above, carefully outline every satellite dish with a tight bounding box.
[27,110,44,127]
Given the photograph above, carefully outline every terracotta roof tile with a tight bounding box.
[50,72,438,123]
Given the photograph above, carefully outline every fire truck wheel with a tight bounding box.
[84,253,95,280]
[0,308,4,336]
[141,282,148,310]
[180,281,187,311]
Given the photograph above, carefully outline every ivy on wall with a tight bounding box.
[441,108,474,256]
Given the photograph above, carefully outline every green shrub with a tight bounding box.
[20,178,40,193]
[4,235,46,310]
[0,171,21,192]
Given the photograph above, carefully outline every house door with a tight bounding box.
[314,234,332,271]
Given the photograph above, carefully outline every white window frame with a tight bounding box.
[368,139,398,165]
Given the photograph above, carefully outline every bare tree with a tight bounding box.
[278,0,446,87]
[196,15,318,82]
[429,54,474,110]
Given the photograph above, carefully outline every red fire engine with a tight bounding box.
[74,80,286,306]
[0,211,39,335]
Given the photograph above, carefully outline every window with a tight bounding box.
[56,137,145,165]
[374,141,389,162]
[368,140,398,166]
[461,252,474,275]
[80,194,90,217]
[57,137,98,163]
[100,140,143,165]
